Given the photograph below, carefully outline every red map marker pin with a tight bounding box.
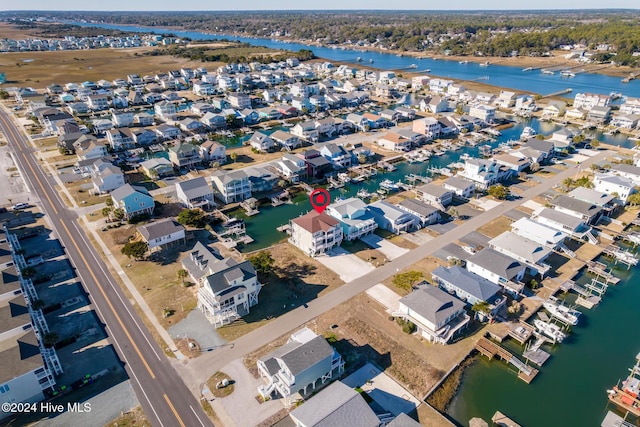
[310,189,331,213]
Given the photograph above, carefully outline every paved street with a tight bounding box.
[0,108,213,427]
[175,149,612,394]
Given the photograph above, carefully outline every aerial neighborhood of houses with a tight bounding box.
[4,30,640,427]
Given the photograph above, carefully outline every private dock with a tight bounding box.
[522,335,552,366]
[475,337,539,383]
[299,182,315,195]
[507,321,535,345]
[560,280,602,308]
[584,277,610,296]
[240,198,260,216]
[586,261,620,284]
[602,245,639,269]
[492,411,522,427]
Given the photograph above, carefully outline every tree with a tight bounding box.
[575,176,593,189]
[225,114,237,126]
[487,184,509,200]
[0,90,9,100]
[590,140,600,148]
[628,192,640,206]
[447,206,458,219]
[177,208,206,228]
[230,152,238,163]
[590,164,601,171]
[392,271,423,291]
[573,134,586,144]
[529,162,540,172]
[102,207,111,217]
[121,241,148,260]
[249,250,275,277]
[177,269,188,284]
[562,177,575,191]
[471,300,491,314]
[357,153,367,164]
[113,208,125,221]
[43,332,59,348]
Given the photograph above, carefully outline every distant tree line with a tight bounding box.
[142,45,315,64]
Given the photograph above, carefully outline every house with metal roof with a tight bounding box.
[175,177,214,209]
[288,380,376,427]
[466,248,526,294]
[367,200,418,234]
[510,218,568,249]
[396,284,469,344]
[137,219,186,252]
[289,211,343,257]
[257,327,345,406]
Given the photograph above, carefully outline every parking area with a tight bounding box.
[315,247,375,282]
[360,234,409,260]
[0,143,30,207]
[342,362,421,417]
[168,308,226,352]
[212,358,284,427]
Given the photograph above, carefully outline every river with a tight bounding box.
[66,21,640,98]
[69,19,640,426]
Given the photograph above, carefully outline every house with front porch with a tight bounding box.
[431,266,503,310]
[278,154,306,183]
[551,194,603,225]
[378,132,412,152]
[176,177,215,209]
[201,112,227,129]
[249,132,275,152]
[155,124,181,140]
[137,219,186,253]
[414,183,452,211]
[367,200,418,233]
[466,248,526,295]
[395,284,469,344]
[298,150,332,179]
[110,184,155,219]
[211,170,251,204]
[326,197,377,241]
[75,140,108,161]
[271,130,302,151]
[107,128,135,151]
[140,158,174,179]
[611,114,639,129]
[412,117,441,140]
[168,142,201,169]
[396,198,440,227]
[593,173,636,204]
[291,121,319,142]
[510,218,568,250]
[130,128,157,146]
[443,176,475,199]
[319,143,352,169]
[199,140,226,164]
[489,232,553,277]
[91,163,125,194]
[257,327,344,406]
[289,210,343,257]
[457,158,502,190]
[610,163,640,186]
[532,207,598,244]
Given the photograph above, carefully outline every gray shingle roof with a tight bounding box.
[176,176,211,199]
[387,413,423,427]
[204,260,256,296]
[137,219,184,242]
[467,248,525,281]
[552,194,602,218]
[399,285,466,326]
[398,198,438,217]
[289,380,379,427]
[432,266,501,302]
[180,242,224,282]
[416,183,451,198]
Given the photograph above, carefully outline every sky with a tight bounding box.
[1,1,638,11]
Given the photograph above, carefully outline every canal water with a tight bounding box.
[448,250,640,427]
[67,21,640,98]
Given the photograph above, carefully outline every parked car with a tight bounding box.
[12,202,30,210]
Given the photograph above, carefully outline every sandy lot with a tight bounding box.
[315,247,376,282]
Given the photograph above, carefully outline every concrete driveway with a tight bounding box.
[360,234,409,260]
[212,358,283,427]
[315,247,375,282]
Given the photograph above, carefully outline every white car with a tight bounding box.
[12,202,30,210]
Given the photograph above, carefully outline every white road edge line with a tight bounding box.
[190,405,207,427]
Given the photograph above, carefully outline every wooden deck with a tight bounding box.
[475,337,539,384]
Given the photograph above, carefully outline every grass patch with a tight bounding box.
[200,400,223,426]
[342,239,388,266]
[63,179,108,206]
[206,371,235,398]
[476,216,513,239]
[104,405,150,427]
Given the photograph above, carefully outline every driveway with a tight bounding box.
[315,247,375,282]
[360,234,410,260]
[212,359,283,427]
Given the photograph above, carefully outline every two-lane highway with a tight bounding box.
[0,109,213,427]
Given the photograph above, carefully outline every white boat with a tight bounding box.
[533,319,567,343]
[356,57,363,62]
[479,61,490,67]
[520,126,537,140]
[522,67,533,72]
[369,59,374,64]
[379,179,399,191]
[543,298,581,326]
[459,60,469,64]
[357,188,372,198]
[541,69,555,75]
[337,172,352,183]
[407,64,418,69]
[560,70,576,77]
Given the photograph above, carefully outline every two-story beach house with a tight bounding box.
[110,184,155,219]
[137,219,186,252]
[326,198,378,241]
[175,177,215,209]
[211,170,251,204]
[289,211,344,257]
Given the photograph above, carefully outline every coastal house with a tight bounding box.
[130,128,157,146]
[211,170,251,204]
[620,97,640,115]
[494,153,530,173]
[112,111,134,128]
[257,328,345,406]
[443,176,475,199]
[326,197,378,241]
[345,113,369,132]
[510,218,568,249]
[610,114,639,129]
[91,163,125,194]
[154,100,177,121]
[178,117,203,133]
[573,92,610,110]
[593,173,636,204]
[87,94,110,111]
[140,158,174,179]
[431,266,503,309]
[199,140,227,164]
[412,117,441,140]
[568,187,617,214]
[137,219,186,252]
[134,112,154,126]
[75,140,108,161]
[488,232,553,277]
[367,200,418,234]
[551,194,603,225]
[155,124,181,140]
[175,176,215,209]
[291,121,320,142]
[278,154,307,183]
[110,184,155,219]
[495,90,516,108]
[457,158,502,190]
[378,132,412,152]
[468,104,496,123]
[565,107,588,120]
[524,138,554,161]
[532,207,598,244]
[395,284,469,344]
[246,165,278,193]
[466,248,526,295]
[289,211,344,257]
[610,163,640,186]
[249,132,276,152]
[315,117,338,137]
[288,380,378,427]
[201,112,227,129]
[319,143,352,169]
[298,150,332,179]
[93,119,115,134]
[270,130,302,151]
[397,198,441,227]
[168,142,201,169]
[587,106,612,124]
[107,128,135,150]
[185,246,261,328]
[414,183,452,210]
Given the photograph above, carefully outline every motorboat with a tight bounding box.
[533,319,567,343]
[459,60,469,64]
[379,179,400,191]
[522,67,533,72]
[560,70,576,77]
[520,126,537,140]
[543,298,581,326]
[407,64,418,69]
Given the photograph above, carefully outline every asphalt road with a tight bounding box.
[176,150,613,392]
[0,110,213,427]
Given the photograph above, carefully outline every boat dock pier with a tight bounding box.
[602,245,639,269]
[299,182,315,195]
[562,280,601,309]
[541,88,573,98]
[618,231,640,247]
[584,277,609,297]
[475,337,539,383]
[522,335,552,367]
[492,411,522,427]
[586,261,620,284]
[507,321,535,345]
